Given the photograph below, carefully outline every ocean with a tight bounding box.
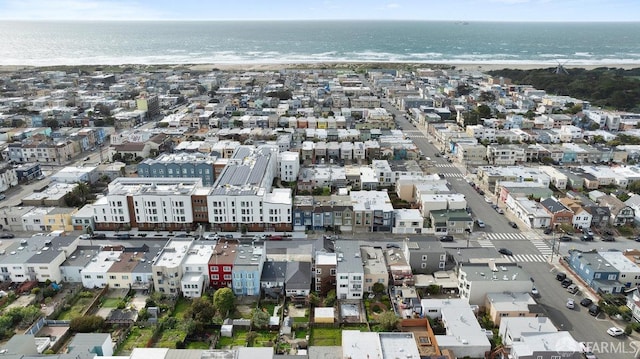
[1,20,640,67]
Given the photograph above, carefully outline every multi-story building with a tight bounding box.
[138,153,217,186]
[314,251,337,294]
[208,239,238,289]
[350,190,394,232]
[360,246,388,293]
[540,197,574,228]
[152,238,193,296]
[486,144,526,166]
[181,242,215,298]
[335,241,364,300]
[232,243,264,296]
[279,151,300,183]
[93,178,200,231]
[458,262,532,305]
[403,240,448,274]
[208,145,292,232]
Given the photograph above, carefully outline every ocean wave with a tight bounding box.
[4,51,640,67]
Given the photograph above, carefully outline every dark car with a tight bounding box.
[603,229,614,236]
[580,298,594,307]
[601,235,615,242]
[561,278,573,288]
[559,235,573,242]
[498,248,513,256]
[508,221,518,229]
[544,228,553,235]
[92,233,106,239]
[582,235,594,241]
[589,304,601,316]
[0,232,15,239]
[556,272,567,281]
[440,235,454,242]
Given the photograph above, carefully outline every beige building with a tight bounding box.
[43,207,78,232]
[360,246,389,293]
[456,143,487,166]
[485,292,538,325]
[107,251,147,290]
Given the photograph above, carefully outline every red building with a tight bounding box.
[208,240,238,288]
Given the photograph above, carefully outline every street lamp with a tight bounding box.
[550,231,557,262]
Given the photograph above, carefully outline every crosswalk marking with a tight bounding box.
[503,254,549,263]
[477,239,495,248]
[532,241,553,256]
[434,163,457,168]
[485,233,527,241]
[440,172,463,178]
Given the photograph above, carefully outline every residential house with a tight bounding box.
[335,241,364,300]
[505,196,552,229]
[600,251,640,289]
[384,248,414,287]
[208,240,238,289]
[559,197,592,230]
[540,197,574,228]
[430,209,473,235]
[152,238,193,296]
[284,261,311,300]
[458,263,533,305]
[567,250,623,294]
[597,194,635,226]
[314,251,337,295]
[485,292,539,326]
[392,208,423,234]
[360,246,389,293]
[403,239,448,274]
[180,243,215,298]
[232,243,264,297]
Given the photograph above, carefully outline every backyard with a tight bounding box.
[57,292,99,320]
[116,326,154,355]
[309,327,342,346]
[215,329,278,349]
[101,297,121,308]
[155,327,187,348]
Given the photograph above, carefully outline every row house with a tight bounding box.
[360,246,389,292]
[137,152,218,186]
[384,247,414,287]
[7,138,76,164]
[314,251,337,294]
[181,243,215,298]
[232,243,265,297]
[567,250,624,294]
[351,190,394,232]
[540,197,574,228]
[208,240,238,289]
[152,238,193,296]
[335,241,364,300]
[559,197,593,230]
[505,196,552,229]
[597,194,635,226]
[486,144,526,166]
[292,195,353,232]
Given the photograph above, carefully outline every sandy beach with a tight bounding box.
[1,62,639,73]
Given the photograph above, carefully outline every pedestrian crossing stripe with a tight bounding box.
[532,241,553,255]
[503,254,550,263]
[434,164,457,168]
[440,173,463,178]
[477,239,495,248]
[485,233,527,240]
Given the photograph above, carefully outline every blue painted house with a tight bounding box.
[231,244,265,296]
[567,250,623,294]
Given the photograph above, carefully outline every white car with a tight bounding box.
[203,233,219,241]
[531,287,540,297]
[607,327,624,337]
[78,234,91,240]
[566,299,575,309]
[484,197,492,203]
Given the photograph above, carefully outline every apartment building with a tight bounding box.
[208,240,238,289]
[360,246,388,293]
[152,238,193,296]
[232,243,264,297]
[137,153,217,186]
[335,241,364,300]
[208,145,292,232]
[314,251,337,294]
[279,151,300,183]
[181,243,215,298]
[350,190,394,232]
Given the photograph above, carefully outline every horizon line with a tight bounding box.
[2,19,640,23]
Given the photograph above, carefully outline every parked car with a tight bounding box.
[439,235,454,242]
[0,194,5,200]
[566,299,575,309]
[508,221,518,229]
[544,228,553,235]
[601,235,615,242]
[559,235,573,242]
[495,208,504,214]
[606,327,625,337]
[478,189,485,196]
[581,234,594,241]
[485,197,493,203]
[589,304,601,316]
[476,219,486,228]
[556,272,567,281]
[531,287,540,297]
[498,248,513,256]
[561,278,573,288]
[0,232,14,239]
[580,298,593,307]
[204,234,219,241]
[92,233,106,239]
[567,284,579,294]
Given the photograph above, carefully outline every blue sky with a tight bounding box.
[0,0,637,22]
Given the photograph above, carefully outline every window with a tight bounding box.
[316,268,322,274]
[211,274,219,280]
[330,268,336,276]
[223,274,232,280]
[421,263,427,269]
[223,266,231,272]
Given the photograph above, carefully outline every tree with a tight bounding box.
[477,104,492,119]
[213,288,235,316]
[324,289,337,307]
[372,282,385,296]
[629,181,640,194]
[377,310,399,331]
[308,292,320,306]
[252,308,270,329]
[70,315,105,333]
[46,119,60,130]
[246,331,258,347]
